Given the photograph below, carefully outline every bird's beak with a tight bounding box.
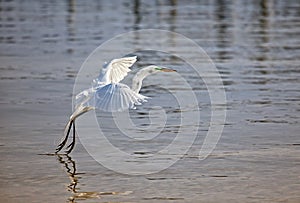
[160,68,177,72]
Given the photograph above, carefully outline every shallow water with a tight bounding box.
[1,0,300,202]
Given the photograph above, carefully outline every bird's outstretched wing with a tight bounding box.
[91,83,148,112]
[97,56,137,84]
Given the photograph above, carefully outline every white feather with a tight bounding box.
[89,83,148,112]
[98,56,137,84]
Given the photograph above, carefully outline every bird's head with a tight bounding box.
[149,65,177,73]
[132,65,177,93]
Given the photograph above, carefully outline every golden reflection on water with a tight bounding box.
[56,154,132,202]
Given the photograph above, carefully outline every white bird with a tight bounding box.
[56,56,176,154]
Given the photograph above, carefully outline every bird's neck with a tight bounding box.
[132,68,153,93]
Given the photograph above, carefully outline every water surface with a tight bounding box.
[0,0,299,202]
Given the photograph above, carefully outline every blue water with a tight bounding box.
[0,0,299,202]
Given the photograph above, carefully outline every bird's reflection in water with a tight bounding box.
[56,154,100,202]
[56,154,80,193]
[56,154,132,202]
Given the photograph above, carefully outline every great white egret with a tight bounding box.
[56,56,176,154]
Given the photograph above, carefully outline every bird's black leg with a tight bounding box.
[66,120,76,154]
[56,120,73,153]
